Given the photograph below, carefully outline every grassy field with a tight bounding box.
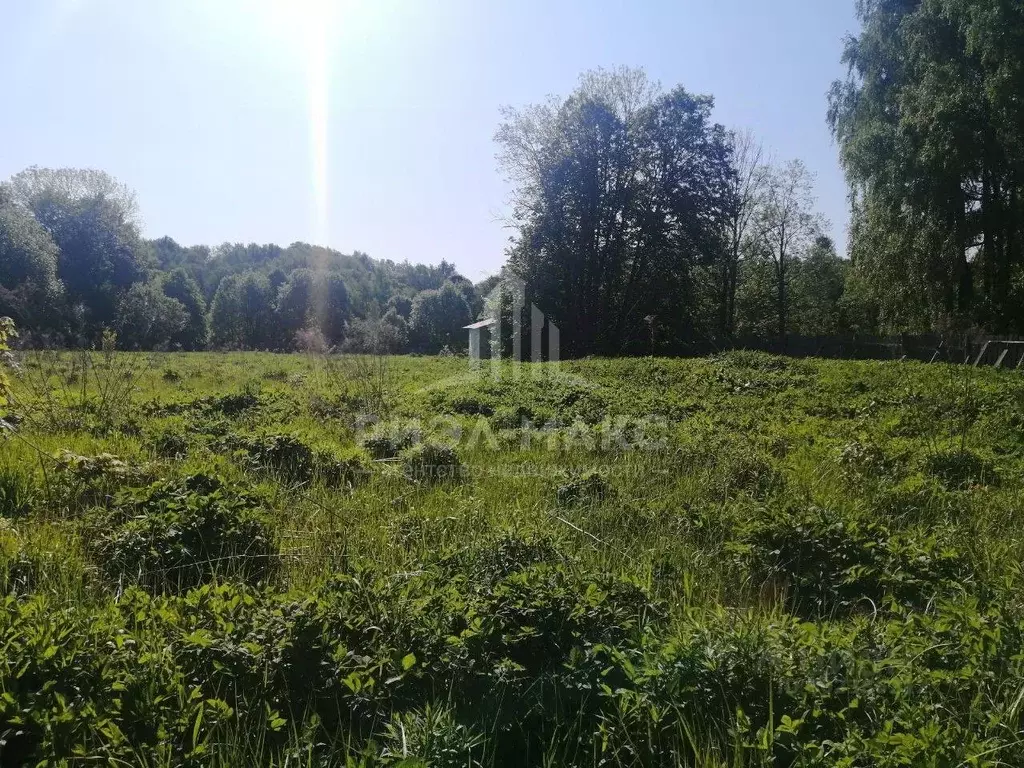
[1,349,1023,766]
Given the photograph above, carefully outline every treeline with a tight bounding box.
[0,167,486,352]
[493,68,875,357]
[1,159,859,356]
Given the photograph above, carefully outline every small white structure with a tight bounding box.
[464,318,496,364]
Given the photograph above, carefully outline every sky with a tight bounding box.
[0,0,860,281]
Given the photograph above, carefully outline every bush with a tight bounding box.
[555,470,612,508]
[402,442,462,484]
[145,420,191,458]
[88,474,277,592]
[360,422,420,460]
[232,433,369,488]
[742,505,974,617]
[52,451,151,510]
[923,448,997,489]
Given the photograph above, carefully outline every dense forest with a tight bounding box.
[2,0,1022,354]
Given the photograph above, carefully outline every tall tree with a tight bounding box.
[115,282,188,350]
[829,0,1024,333]
[210,271,274,349]
[7,167,148,334]
[0,185,63,332]
[789,235,849,335]
[755,160,823,344]
[720,130,770,338]
[497,67,734,356]
[409,282,471,352]
[162,268,208,350]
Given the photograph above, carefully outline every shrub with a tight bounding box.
[88,474,277,592]
[360,422,420,460]
[490,405,538,430]
[232,433,369,488]
[145,420,191,458]
[52,451,151,510]
[837,439,895,483]
[555,470,612,508]
[923,448,997,489]
[402,442,462,484]
[742,506,973,617]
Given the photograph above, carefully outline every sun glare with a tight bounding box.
[268,0,342,250]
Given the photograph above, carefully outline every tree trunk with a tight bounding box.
[777,224,787,350]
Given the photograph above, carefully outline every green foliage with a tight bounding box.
[361,422,419,460]
[3,352,1024,764]
[0,463,34,518]
[8,167,146,336]
[409,282,471,353]
[830,0,1024,333]
[555,469,611,508]
[923,448,997,490]
[210,271,275,349]
[498,67,735,355]
[231,432,369,488]
[0,197,63,330]
[52,450,152,509]
[87,474,277,592]
[402,442,462,484]
[0,316,15,421]
[741,505,974,618]
[114,280,188,349]
[161,268,209,350]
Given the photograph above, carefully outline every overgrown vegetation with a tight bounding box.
[1,350,1022,765]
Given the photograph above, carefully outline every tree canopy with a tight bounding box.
[829,0,1024,333]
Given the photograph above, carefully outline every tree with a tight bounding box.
[311,272,350,346]
[7,167,148,334]
[275,268,317,346]
[829,0,1024,333]
[162,269,208,349]
[275,269,351,348]
[719,130,769,338]
[0,189,63,332]
[210,271,274,349]
[115,282,188,350]
[409,283,471,352]
[755,160,823,344]
[789,236,849,335]
[342,309,409,354]
[387,294,413,319]
[497,67,733,356]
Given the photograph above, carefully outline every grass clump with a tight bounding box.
[555,469,612,508]
[402,442,462,484]
[231,432,369,488]
[923,447,998,489]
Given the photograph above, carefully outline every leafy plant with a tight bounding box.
[87,474,277,592]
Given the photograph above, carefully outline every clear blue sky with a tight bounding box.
[0,0,859,280]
